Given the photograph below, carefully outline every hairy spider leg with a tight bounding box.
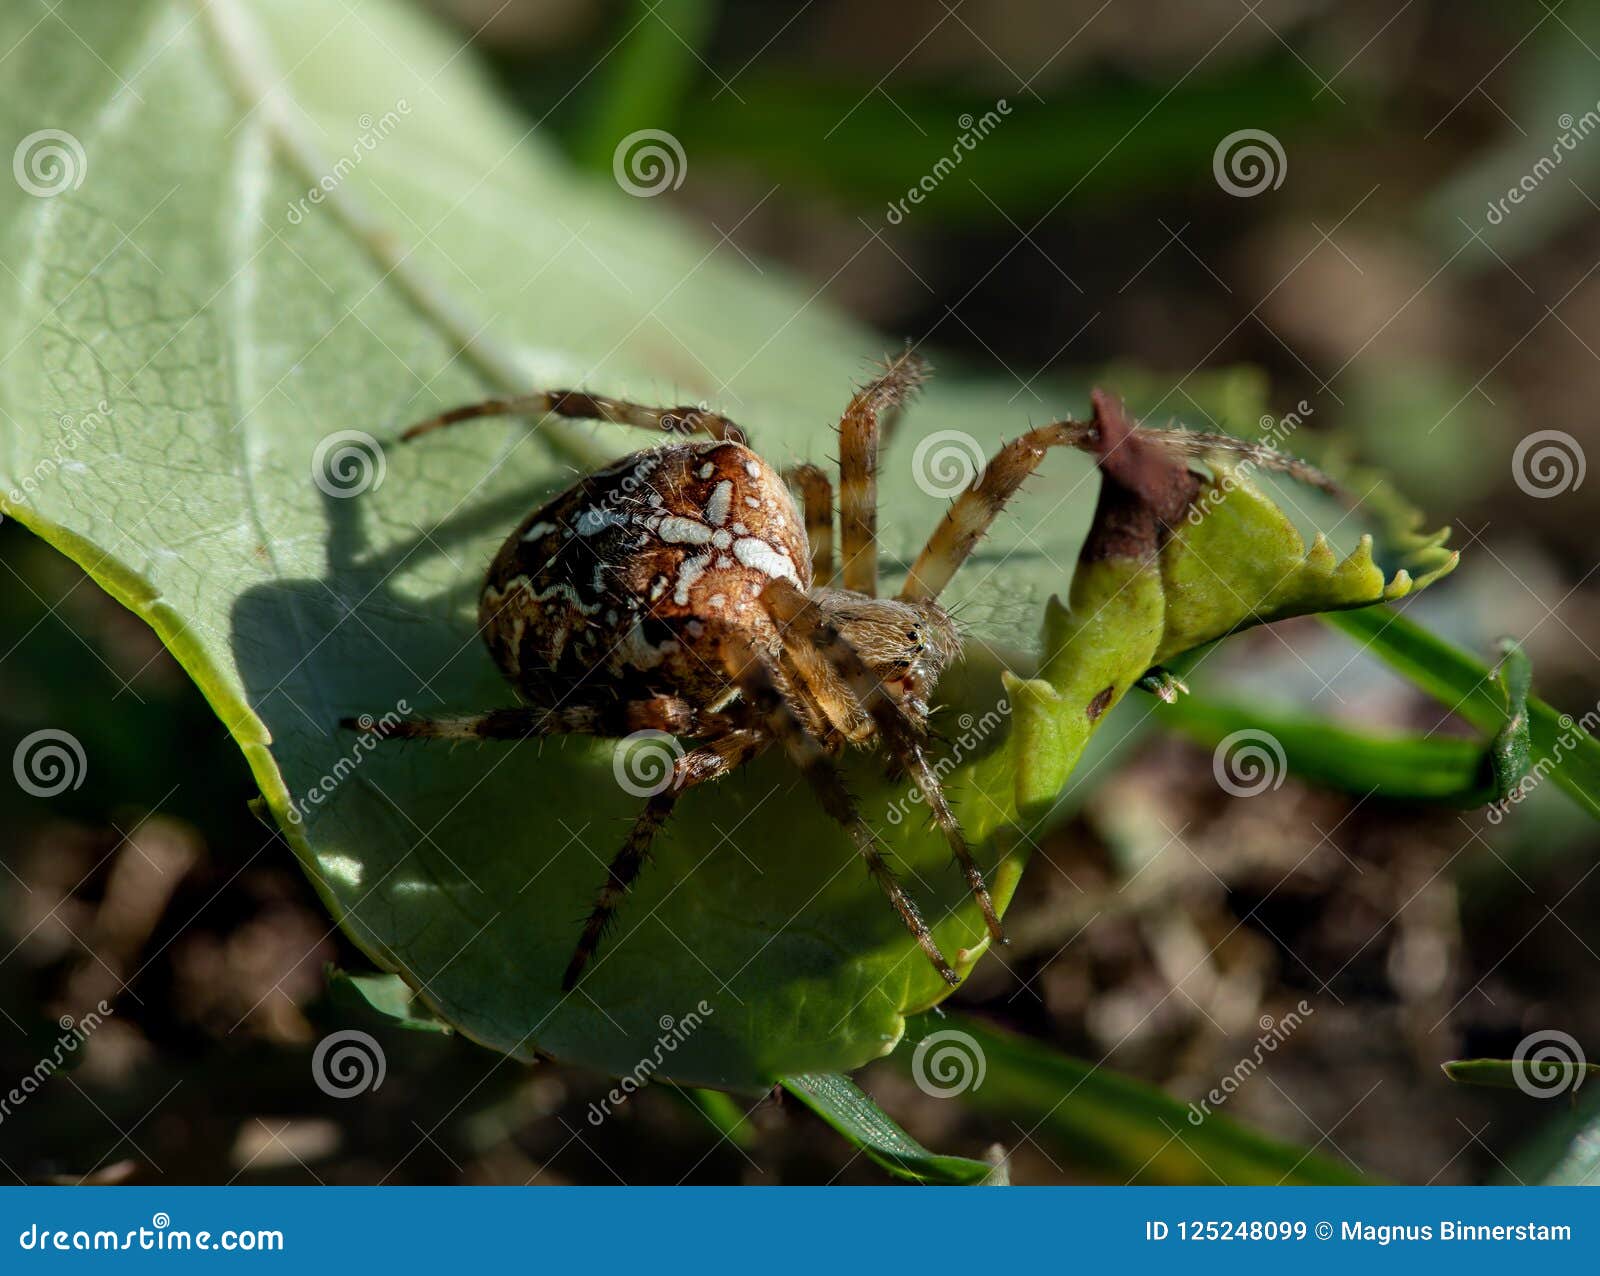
[784,463,836,583]
[399,389,749,445]
[898,419,1096,603]
[561,728,768,992]
[713,628,961,986]
[837,350,929,597]
[761,579,1005,945]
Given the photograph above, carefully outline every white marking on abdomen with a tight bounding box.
[733,537,799,584]
[704,480,733,526]
[658,515,713,545]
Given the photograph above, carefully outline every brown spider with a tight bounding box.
[343,352,1335,992]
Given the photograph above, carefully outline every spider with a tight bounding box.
[343,352,1335,992]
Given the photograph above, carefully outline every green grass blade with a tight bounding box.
[893,1015,1365,1185]
[1163,696,1493,804]
[781,1074,999,1185]
[1322,607,1600,818]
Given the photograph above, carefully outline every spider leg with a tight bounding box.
[838,350,929,597]
[399,390,748,445]
[898,419,1095,603]
[341,695,740,741]
[784,463,836,582]
[714,629,960,986]
[762,579,1005,944]
[562,728,767,991]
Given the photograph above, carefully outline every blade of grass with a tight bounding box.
[892,1014,1365,1185]
[1442,1058,1600,1091]
[1321,607,1600,818]
[1163,696,1494,804]
[781,1073,1000,1185]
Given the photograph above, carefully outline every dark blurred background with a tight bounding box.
[3,0,1599,1184]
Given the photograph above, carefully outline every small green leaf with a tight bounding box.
[1490,638,1533,798]
[327,968,454,1035]
[1442,1058,1600,1092]
[781,1073,999,1185]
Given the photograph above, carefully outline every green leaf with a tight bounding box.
[1490,638,1533,798]
[780,1073,999,1185]
[1163,697,1494,804]
[1321,609,1600,819]
[0,0,1457,1091]
[327,968,453,1035]
[1441,1058,1600,1092]
[895,1015,1365,1185]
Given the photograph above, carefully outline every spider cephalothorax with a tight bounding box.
[345,353,1330,992]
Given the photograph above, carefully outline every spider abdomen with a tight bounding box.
[480,440,812,706]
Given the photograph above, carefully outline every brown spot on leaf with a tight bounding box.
[1087,684,1116,722]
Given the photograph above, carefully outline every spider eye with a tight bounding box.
[905,630,918,641]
